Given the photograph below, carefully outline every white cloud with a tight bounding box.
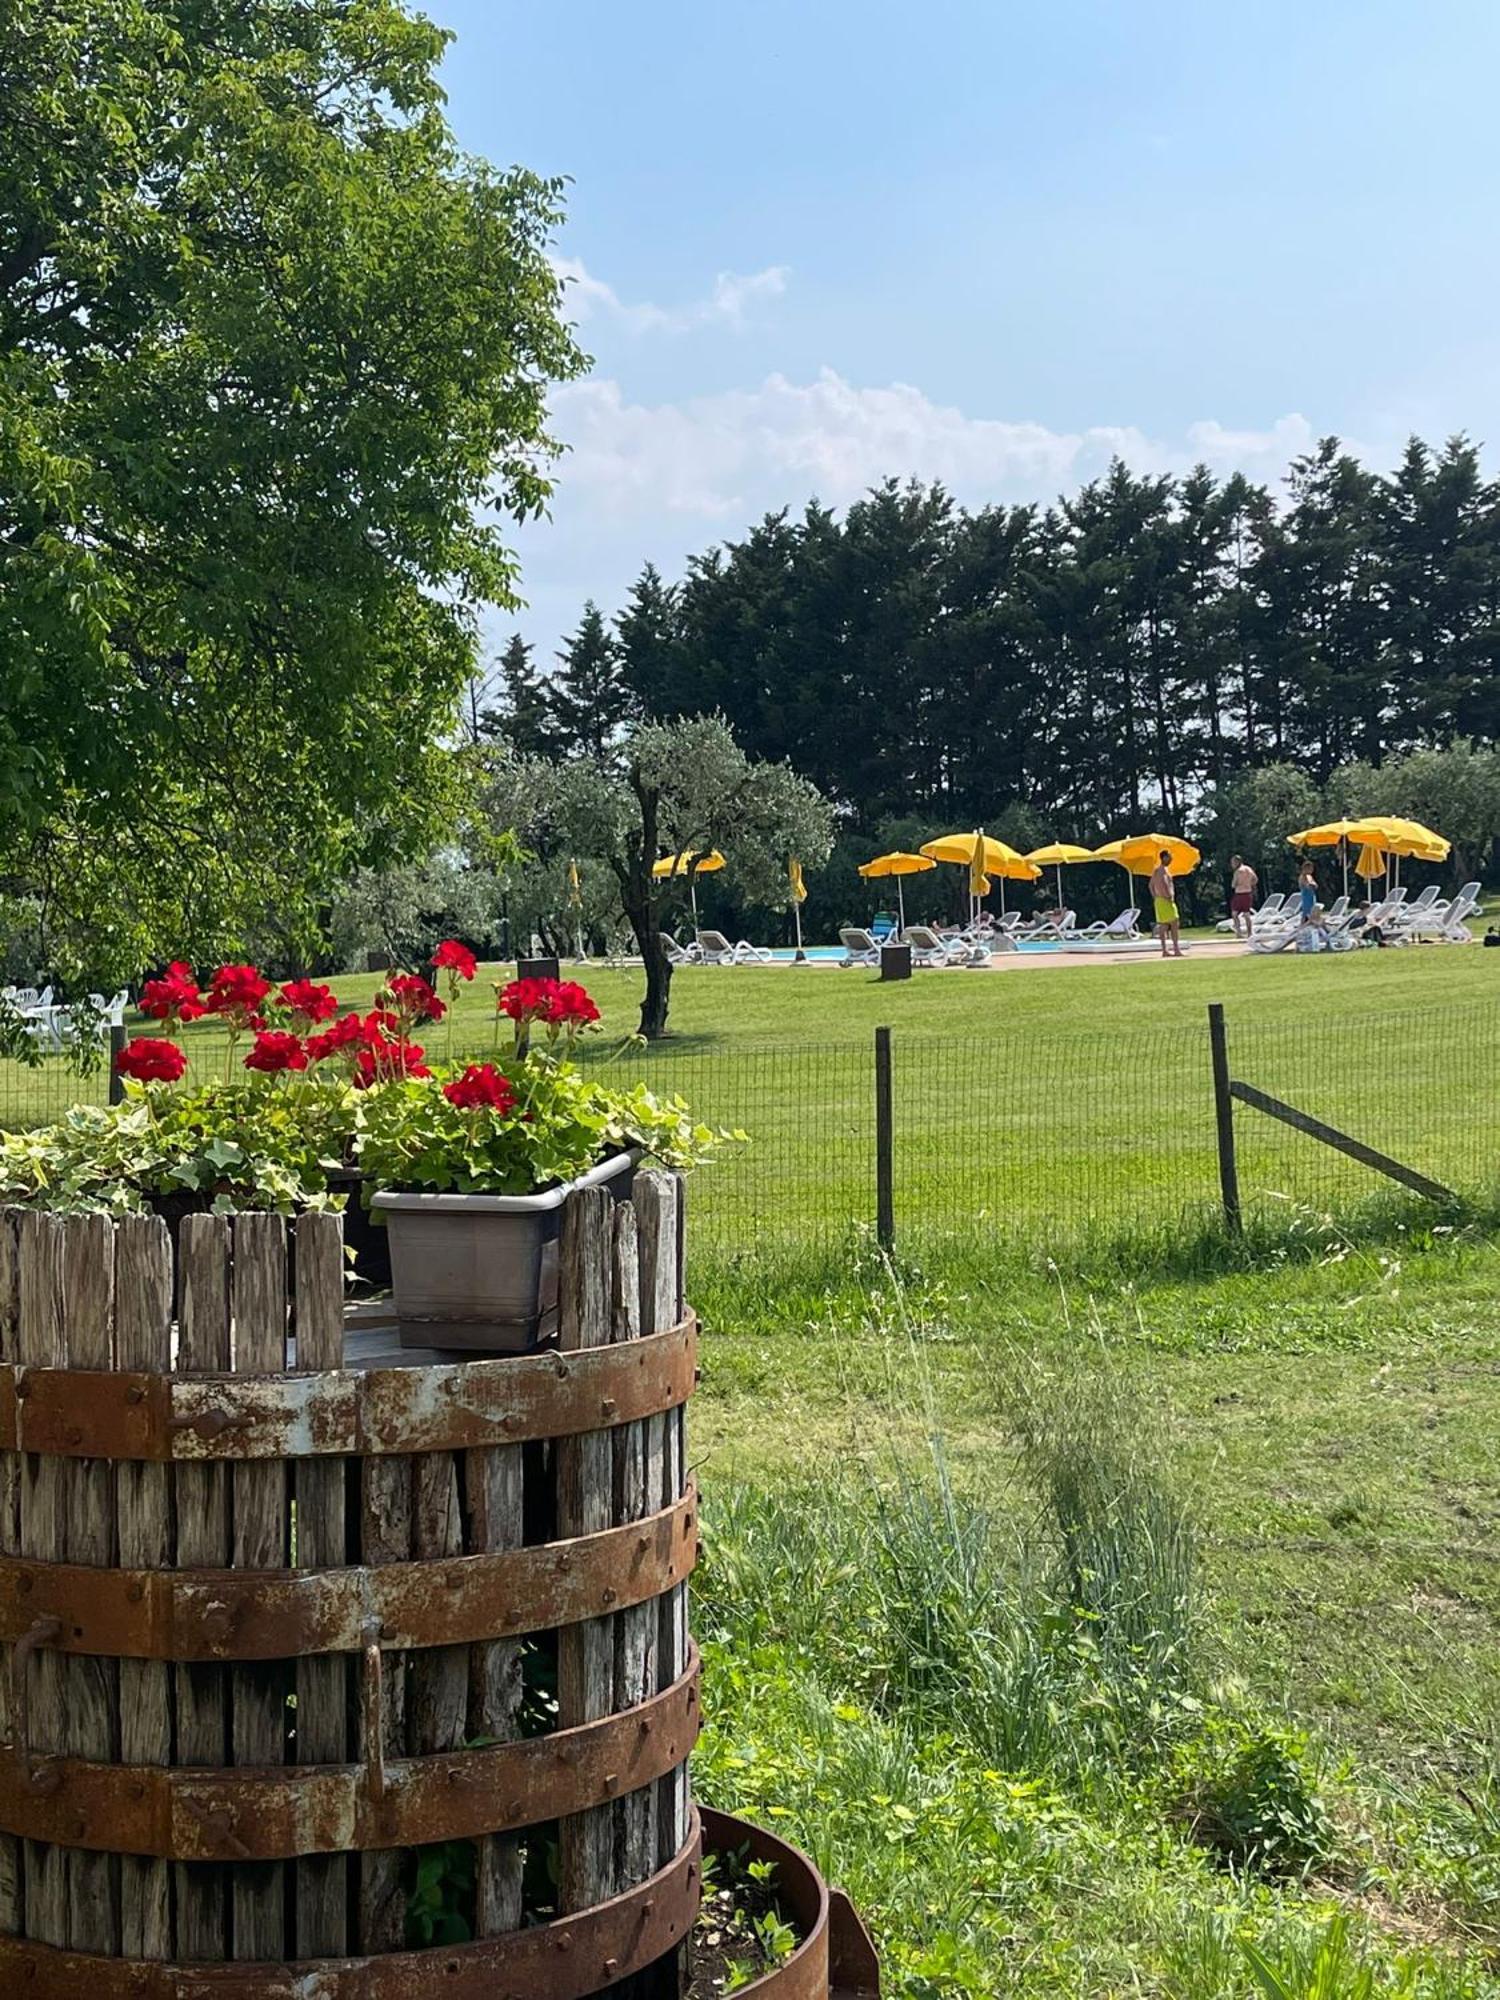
[550,255,790,336]
[549,367,1319,521]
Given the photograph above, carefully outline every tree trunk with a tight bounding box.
[624,895,673,1039]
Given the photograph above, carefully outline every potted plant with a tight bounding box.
[358,972,722,1351]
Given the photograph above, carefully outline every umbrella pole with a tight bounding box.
[897,880,906,934]
[690,880,699,932]
[792,896,806,963]
[1341,840,1348,901]
[1056,863,1064,911]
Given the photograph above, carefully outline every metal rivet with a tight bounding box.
[603,1775,618,1794]
[601,1587,617,1606]
[601,1396,616,1415]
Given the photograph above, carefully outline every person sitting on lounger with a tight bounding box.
[1149,852,1183,960]
[1295,903,1333,951]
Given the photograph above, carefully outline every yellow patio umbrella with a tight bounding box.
[787,857,808,960]
[1024,841,1095,910]
[652,847,726,927]
[1093,835,1200,915]
[1288,818,1365,897]
[920,830,1040,920]
[858,851,935,934]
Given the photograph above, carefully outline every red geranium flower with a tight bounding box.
[382,972,445,1024]
[305,1012,366,1061]
[115,1037,188,1085]
[442,1063,516,1114]
[244,1029,308,1074]
[431,939,477,981]
[553,980,601,1028]
[496,976,600,1037]
[353,1040,430,1089]
[139,961,206,1027]
[204,963,272,1021]
[278,978,339,1026]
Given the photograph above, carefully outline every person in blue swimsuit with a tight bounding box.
[1297,863,1318,923]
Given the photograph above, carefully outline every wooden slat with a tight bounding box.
[1229,1080,1457,1203]
[357,1446,410,1953]
[636,1173,688,1868]
[293,1216,348,1958]
[466,1436,524,1935]
[114,1218,173,1962]
[611,1201,658,1891]
[408,1451,467,1750]
[16,1211,68,1947]
[0,1210,22,1936]
[174,1213,232,1962]
[59,1215,119,1955]
[556,1188,616,1914]
[228,1215,289,1960]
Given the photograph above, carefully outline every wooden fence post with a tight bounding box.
[1208,1002,1241,1234]
[874,1026,895,1250]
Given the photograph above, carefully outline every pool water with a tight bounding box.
[765,946,850,962]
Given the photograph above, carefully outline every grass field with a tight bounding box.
[8,941,1497,1264]
[5,942,1500,1991]
[688,1232,1500,1997]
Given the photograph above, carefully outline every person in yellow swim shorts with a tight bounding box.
[1149,851,1183,959]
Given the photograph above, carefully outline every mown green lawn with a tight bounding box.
[7,941,1498,1261]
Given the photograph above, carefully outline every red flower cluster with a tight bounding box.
[279,979,338,1026]
[354,1041,430,1090]
[205,963,272,1024]
[431,939,477,981]
[497,977,600,1031]
[382,973,445,1025]
[244,1029,308,1074]
[442,1063,516,1114]
[139,962,206,1027]
[305,1012,370,1062]
[115,1037,188,1085]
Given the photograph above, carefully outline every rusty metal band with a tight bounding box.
[0,1483,697,1660]
[0,1807,702,1998]
[0,1645,700,1859]
[699,1807,882,2000]
[0,1312,697,1461]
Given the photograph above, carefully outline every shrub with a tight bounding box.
[1168,1714,1336,1878]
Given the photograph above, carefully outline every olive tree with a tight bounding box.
[543,717,834,1038]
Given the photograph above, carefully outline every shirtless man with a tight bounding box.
[1228,854,1258,938]
[1150,850,1183,959]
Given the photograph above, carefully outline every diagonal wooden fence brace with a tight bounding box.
[1228,1081,1457,1205]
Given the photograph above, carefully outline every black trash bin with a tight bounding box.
[879,942,913,981]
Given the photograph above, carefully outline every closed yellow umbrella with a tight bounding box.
[652,847,726,928]
[920,830,1039,920]
[859,851,934,933]
[1354,842,1387,885]
[1024,841,1094,910]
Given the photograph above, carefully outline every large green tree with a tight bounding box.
[0,0,583,982]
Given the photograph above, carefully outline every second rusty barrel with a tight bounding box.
[0,1172,697,1995]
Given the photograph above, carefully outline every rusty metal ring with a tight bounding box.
[0,1313,697,1460]
[0,1807,703,1997]
[0,1647,701,1861]
[700,1806,881,2000]
[0,1484,698,1660]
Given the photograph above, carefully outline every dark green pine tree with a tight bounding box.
[482,633,556,757]
[615,563,684,718]
[550,601,632,761]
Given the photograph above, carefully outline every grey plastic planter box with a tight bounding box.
[374,1148,640,1353]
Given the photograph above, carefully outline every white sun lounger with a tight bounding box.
[838,927,881,968]
[903,925,990,968]
[696,930,772,966]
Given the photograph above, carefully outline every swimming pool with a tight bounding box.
[764,946,850,962]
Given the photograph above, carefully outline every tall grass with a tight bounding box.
[697,1357,1199,1787]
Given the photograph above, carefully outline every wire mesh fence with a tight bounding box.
[2,1001,1497,1261]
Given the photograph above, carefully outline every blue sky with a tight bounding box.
[426,0,1500,668]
